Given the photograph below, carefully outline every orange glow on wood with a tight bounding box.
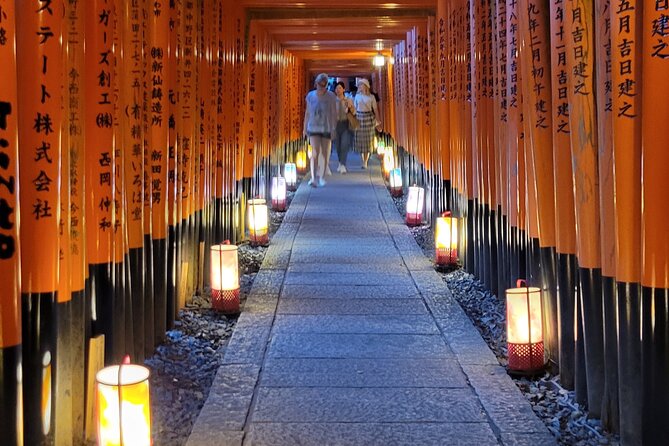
[0,0,21,347]
[549,0,577,255]
[17,0,63,292]
[565,0,601,269]
[641,0,669,289]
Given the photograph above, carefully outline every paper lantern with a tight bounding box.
[284,163,297,191]
[435,212,458,266]
[506,280,545,373]
[210,242,240,313]
[376,138,385,157]
[96,357,151,446]
[382,151,394,180]
[373,53,385,67]
[271,176,287,211]
[247,198,269,245]
[405,186,424,226]
[389,168,403,197]
[296,150,307,174]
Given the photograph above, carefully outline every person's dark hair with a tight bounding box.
[335,81,346,90]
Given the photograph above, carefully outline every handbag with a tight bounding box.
[347,109,360,130]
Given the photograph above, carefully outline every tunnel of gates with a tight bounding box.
[0,0,667,445]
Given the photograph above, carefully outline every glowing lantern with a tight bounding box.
[247,198,269,245]
[382,151,394,180]
[285,163,297,191]
[296,151,307,174]
[506,280,545,373]
[405,186,424,226]
[435,212,458,266]
[389,168,403,197]
[96,357,151,446]
[376,138,385,157]
[210,242,240,313]
[271,176,287,211]
[307,145,313,159]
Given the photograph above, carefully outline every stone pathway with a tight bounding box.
[187,154,556,446]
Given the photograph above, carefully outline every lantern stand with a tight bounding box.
[247,198,269,247]
[210,241,240,313]
[388,167,403,197]
[435,211,459,267]
[285,162,297,191]
[506,279,546,376]
[271,176,287,212]
[405,185,425,227]
[96,355,151,446]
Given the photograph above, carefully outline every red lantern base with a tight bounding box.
[250,232,269,246]
[508,341,545,373]
[297,168,307,175]
[212,288,240,313]
[287,183,297,192]
[272,198,286,211]
[406,213,422,226]
[390,187,403,197]
[436,248,458,266]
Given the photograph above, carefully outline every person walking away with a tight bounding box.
[353,78,379,169]
[333,81,354,173]
[303,73,337,187]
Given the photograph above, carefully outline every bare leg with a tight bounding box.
[309,135,325,184]
[362,152,370,168]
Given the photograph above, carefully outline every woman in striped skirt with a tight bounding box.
[353,78,379,169]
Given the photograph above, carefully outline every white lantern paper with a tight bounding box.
[271,176,287,211]
[210,243,240,312]
[506,280,545,372]
[247,198,269,245]
[405,186,424,226]
[284,163,297,190]
[383,151,394,179]
[435,212,458,265]
[96,360,151,446]
[389,168,403,197]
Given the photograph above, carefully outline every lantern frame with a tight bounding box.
[506,280,546,374]
[271,176,287,211]
[405,185,424,226]
[435,211,458,266]
[210,242,240,313]
[247,198,269,246]
[96,358,151,446]
[295,150,308,174]
[382,151,394,180]
[389,167,403,197]
[284,163,297,191]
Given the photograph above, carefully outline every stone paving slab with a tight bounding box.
[280,284,420,300]
[288,249,403,264]
[462,364,549,435]
[268,333,454,359]
[251,387,487,423]
[283,272,414,287]
[272,314,439,334]
[260,357,468,388]
[277,298,428,315]
[245,422,500,446]
[286,262,406,274]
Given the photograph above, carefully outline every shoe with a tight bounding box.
[361,164,366,170]
[340,165,347,174]
[308,179,317,188]
[318,178,326,187]
[337,164,343,173]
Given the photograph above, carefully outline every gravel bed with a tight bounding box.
[389,188,620,446]
[147,185,296,446]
